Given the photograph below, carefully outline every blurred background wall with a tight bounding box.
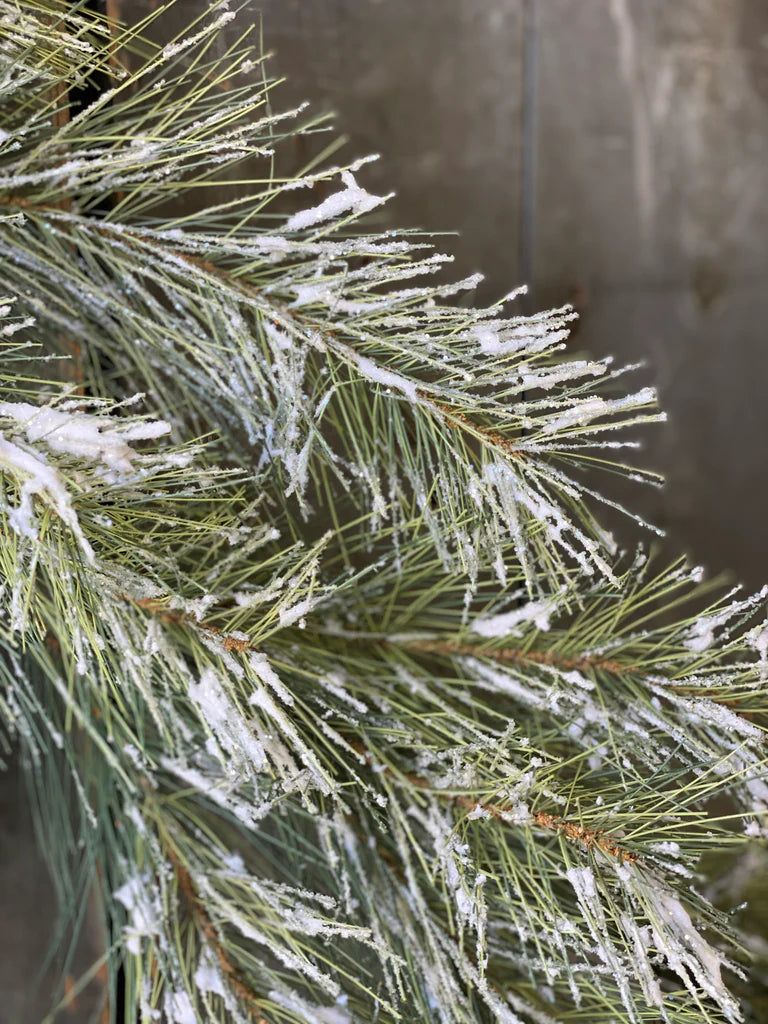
[4,1,768,1018]
[250,0,768,590]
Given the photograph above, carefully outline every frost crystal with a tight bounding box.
[471,593,562,637]
[0,431,94,560]
[285,170,388,232]
[0,401,171,480]
[113,875,162,955]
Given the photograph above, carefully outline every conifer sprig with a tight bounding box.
[0,4,766,1023]
[0,0,664,594]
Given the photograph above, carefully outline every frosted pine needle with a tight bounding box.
[0,4,766,1024]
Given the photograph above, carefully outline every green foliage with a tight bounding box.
[0,3,766,1022]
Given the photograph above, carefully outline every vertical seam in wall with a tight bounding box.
[519,0,539,312]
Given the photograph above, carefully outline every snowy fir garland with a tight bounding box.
[0,2,766,1022]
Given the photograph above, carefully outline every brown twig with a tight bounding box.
[166,845,270,1023]
[128,596,251,652]
[404,638,632,676]
[486,800,636,864]
[351,743,637,865]
[420,396,522,458]
[403,637,756,711]
[0,192,521,457]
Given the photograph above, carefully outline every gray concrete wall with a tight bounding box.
[0,755,106,1023]
[248,0,768,587]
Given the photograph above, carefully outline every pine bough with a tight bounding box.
[0,3,766,1022]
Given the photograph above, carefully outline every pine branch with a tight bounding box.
[109,594,643,867]
[165,844,271,1024]
[0,195,533,466]
[1,4,767,1023]
[404,637,632,676]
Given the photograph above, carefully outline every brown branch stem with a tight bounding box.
[403,637,755,711]
[166,845,270,1023]
[421,396,521,458]
[0,192,519,455]
[127,596,251,652]
[351,741,637,865]
[404,638,632,675]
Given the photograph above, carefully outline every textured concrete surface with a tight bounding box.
[0,756,51,1023]
[0,755,106,1024]
[255,0,526,303]
[3,1,768,1018]
[533,0,768,582]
